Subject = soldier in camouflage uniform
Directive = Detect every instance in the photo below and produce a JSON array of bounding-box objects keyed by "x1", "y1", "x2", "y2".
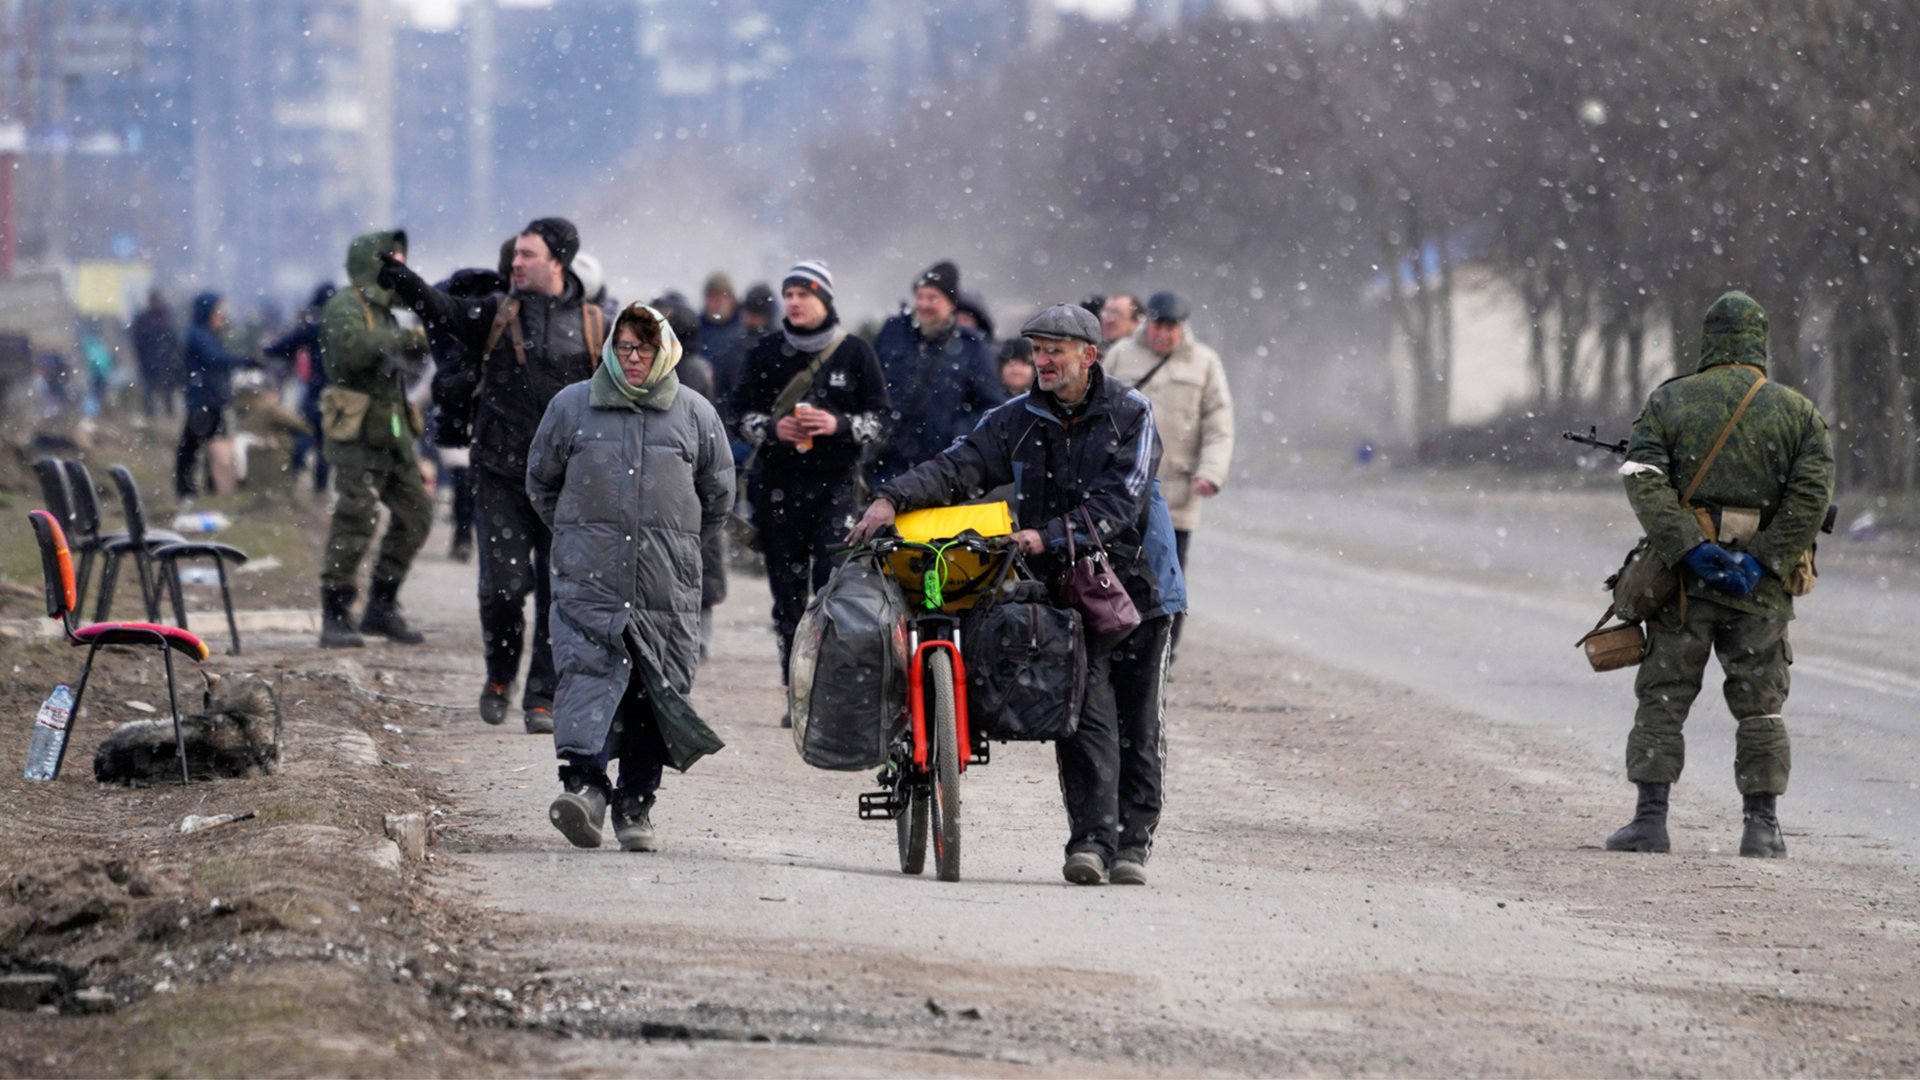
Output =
[
  {"x1": 1608, "y1": 291, "x2": 1834, "y2": 858},
  {"x1": 317, "y1": 230, "x2": 435, "y2": 648}
]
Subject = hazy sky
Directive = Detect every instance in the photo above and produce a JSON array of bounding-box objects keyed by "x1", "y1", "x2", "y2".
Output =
[{"x1": 400, "y1": 0, "x2": 1137, "y2": 31}]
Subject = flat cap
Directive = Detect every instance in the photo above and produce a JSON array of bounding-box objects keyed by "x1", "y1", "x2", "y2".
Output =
[
  {"x1": 1145, "y1": 290, "x2": 1191, "y2": 323},
  {"x1": 1019, "y1": 303, "x2": 1102, "y2": 344}
]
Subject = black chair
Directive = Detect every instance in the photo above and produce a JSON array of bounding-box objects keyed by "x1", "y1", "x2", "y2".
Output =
[
  {"x1": 28, "y1": 509, "x2": 210, "y2": 785},
  {"x1": 32, "y1": 459, "x2": 87, "y2": 600},
  {"x1": 109, "y1": 466, "x2": 249, "y2": 655},
  {"x1": 60, "y1": 459, "x2": 185, "y2": 622}
]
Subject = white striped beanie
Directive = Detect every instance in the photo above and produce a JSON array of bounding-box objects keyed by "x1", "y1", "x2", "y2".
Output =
[{"x1": 782, "y1": 259, "x2": 834, "y2": 306}]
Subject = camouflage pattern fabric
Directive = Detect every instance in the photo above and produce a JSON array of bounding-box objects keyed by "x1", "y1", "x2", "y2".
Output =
[
  {"x1": 1622, "y1": 291, "x2": 1835, "y2": 621},
  {"x1": 321, "y1": 459, "x2": 432, "y2": 592},
  {"x1": 1627, "y1": 595, "x2": 1791, "y2": 796},
  {"x1": 321, "y1": 229, "x2": 430, "y2": 470}
]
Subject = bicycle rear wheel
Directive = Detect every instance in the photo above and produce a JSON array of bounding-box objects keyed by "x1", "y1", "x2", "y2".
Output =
[
  {"x1": 897, "y1": 785, "x2": 928, "y2": 874},
  {"x1": 927, "y1": 651, "x2": 962, "y2": 882}
]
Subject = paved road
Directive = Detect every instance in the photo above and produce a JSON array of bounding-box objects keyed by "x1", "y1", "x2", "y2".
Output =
[{"x1": 1191, "y1": 471, "x2": 1920, "y2": 863}]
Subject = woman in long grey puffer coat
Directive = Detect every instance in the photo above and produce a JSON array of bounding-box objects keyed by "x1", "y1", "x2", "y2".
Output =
[{"x1": 526, "y1": 302, "x2": 735, "y2": 851}]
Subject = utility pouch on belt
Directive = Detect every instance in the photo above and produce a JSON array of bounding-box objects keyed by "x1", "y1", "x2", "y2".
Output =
[
  {"x1": 1692, "y1": 505, "x2": 1760, "y2": 548},
  {"x1": 318, "y1": 386, "x2": 373, "y2": 442}
]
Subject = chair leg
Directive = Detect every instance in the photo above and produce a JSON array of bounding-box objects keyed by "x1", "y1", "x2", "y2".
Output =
[
  {"x1": 57, "y1": 642, "x2": 105, "y2": 782},
  {"x1": 162, "y1": 557, "x2": 189, "y2": 631},
  {"x1": 74, "y1": 547, "x2": 95, "y2": 619},
  {"x1": 215, "y1": 558, "x2": 241, "y2": 655},
  {"x1": 95, "y1": 552, "x2": 122, "y2": 622},
  {"x1": 133, "y1": 548, "x2": 160, "y2": 622},
  {"x1": 161, "y1": 642, "x2": 189, "y2": 785}
]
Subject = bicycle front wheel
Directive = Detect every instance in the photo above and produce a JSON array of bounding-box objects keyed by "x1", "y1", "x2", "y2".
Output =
[
  {"x1": 897, "y1": 785, "x2": 928, "y2": 875},
  {"x1": 927, "y1": 650, "x2": 962, "y2": 882}
]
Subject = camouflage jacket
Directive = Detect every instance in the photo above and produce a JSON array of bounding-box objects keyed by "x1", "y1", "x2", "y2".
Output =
[
  {"x1": 321, "y1": 230, "x2": 429, "y2": 466},
  {"x1": 1623, "y1": 292, "x2": 1834, "y2": 620}
]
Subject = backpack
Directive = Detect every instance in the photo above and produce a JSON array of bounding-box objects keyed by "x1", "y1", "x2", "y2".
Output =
[{"x1": 430, "y1": 295, "x2": 606, "y2": 448}]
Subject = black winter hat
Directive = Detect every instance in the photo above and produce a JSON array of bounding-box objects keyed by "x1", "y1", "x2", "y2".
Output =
[
  {"x1": 1145, "y1": 290, "x2": 1191, "y2": 323},
  {"x1": 522, "y1": 217, "x2": 580, "y2": 268},
  {"x1": 742, "y1": 282, "x2": 776, "y2": 319},
  {"x1": 915, "y1": 260, "x2": 960, "y2": 305}
]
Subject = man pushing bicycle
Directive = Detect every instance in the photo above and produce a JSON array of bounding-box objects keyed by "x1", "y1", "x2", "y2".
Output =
[{"x1": 849, "y1": 303, "x2": 1179, "y2": 887}]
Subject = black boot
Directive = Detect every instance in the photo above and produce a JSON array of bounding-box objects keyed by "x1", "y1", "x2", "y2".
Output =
[
  {"x1": 549, "y1": 769, "x2": 609, "y2": 849},
  {"x1": 1739, "y1": 793, "x2": 1787, "y2": 858},
  {"x1": 359, "y1": 579, "x2": 425, "y2": 645},
  {"x1": 318, "y1": 587, "x2": 365, "y2": 649},
  {"x1": 1605, "y1": 782, "x2": 1671, "y2": 853}
]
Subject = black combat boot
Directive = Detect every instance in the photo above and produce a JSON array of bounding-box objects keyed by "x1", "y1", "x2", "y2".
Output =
[
  {"x1": 359, "y1": 579, "x2": 425, "y2": 645},
  {"x1": 1605, "y1": 782, "x2": 1672, "y2": 853},
  {"x1": 318, "y1": 586, "x2": 365, "y2": 649},
  {"x1": 1739, "y1": 793, "x2": 1787, "y2": 858}
]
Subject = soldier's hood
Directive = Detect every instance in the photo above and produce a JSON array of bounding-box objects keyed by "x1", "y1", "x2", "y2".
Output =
[
  {"x1": 1697, "y1": 290, "x2": 1768, "y2": 373},
  {"x1": 345, "y1": 229, "x2": 408, "y2": 303}
]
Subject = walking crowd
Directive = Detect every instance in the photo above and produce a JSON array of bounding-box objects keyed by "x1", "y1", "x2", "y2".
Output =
[{"x1": 69, "y1": 214, "x2": 1827, "y2": 882}]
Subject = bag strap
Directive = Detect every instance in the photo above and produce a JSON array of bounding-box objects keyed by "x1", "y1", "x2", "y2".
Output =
[
  {"x1": 743, "y1": 333, "x2": 846, "y2": 473},
  {"x1": 581, "y1": 303, "x2": 606, "y2": 364},
  {"x1": 471, "y1": 296, "x2": 525, "y2": 403},
  {"x1": 1131, "y1": 353, "x2": 1175, "y2": 391},
  {"x1": 350, "y1": 289, "x2": 376, "y2": 332},
  {"x1": 1680, "y1": 364, "x2": 1767, "y2": 507}
]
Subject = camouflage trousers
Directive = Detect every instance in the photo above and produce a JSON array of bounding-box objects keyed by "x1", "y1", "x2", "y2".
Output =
[
  {"x1": 321, "y1": 458, "x2": 432, "y2": 591},
  {"x1": 1627, "y1": 595, "x2": 1791, "y2": 795}
]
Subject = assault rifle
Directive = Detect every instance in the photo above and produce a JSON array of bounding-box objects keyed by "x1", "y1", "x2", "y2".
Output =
[
  {"x1": 1563, "y1": 426, "x2": 1840, "y2": 534},
  {"x1": 1563, "y1": 426, "x2": 1628, "y2": 455}
]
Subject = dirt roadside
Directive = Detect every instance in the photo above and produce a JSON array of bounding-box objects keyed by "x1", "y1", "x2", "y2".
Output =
[{"x1": 2, "y1": 499, "x2": 1918, "y2": 1075}]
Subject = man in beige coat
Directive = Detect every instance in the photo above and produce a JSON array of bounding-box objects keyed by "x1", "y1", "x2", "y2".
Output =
[{"x1": 1103, "y1": 290, "x2": 1234, "y2": 650}]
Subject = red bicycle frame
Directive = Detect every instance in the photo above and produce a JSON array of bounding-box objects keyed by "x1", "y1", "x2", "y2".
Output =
[{"x1": 907, "y1": 639, "x2": 971, "y2": 774}]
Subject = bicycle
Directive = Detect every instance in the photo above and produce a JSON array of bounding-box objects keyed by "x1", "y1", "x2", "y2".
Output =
[{"x1": 851, "y1": 504, "x2": 1017, "y2": 883}]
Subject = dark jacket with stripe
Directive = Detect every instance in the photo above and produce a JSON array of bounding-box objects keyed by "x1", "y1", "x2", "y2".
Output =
[{"x1": 876, "y1": 363, "x2": 1162, "y2": 607}]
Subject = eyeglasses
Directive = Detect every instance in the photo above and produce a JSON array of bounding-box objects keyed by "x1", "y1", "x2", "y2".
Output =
[{"x1": 613, "y1": 343, "x2": 658, "y2": 359}]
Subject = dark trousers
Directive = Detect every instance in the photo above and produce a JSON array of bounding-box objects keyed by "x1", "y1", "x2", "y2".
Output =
[
  {"x1": 1171, "y1": 528, "x2": 1192, "y2": 653},
  {"x1": 559, "y1": 660, "x2": 667, "y2": 798},
  {"x1": 449, "y1": 466, "x2": 475, "y2": 550},
  {"x1": 476, "y1": 468, "x2": 556, "y2": 709},
  {"x1": 1057, "y1": 615, "x2": 1173, "y2": 864},
  {"x1": 754, "y1": 468, "x2": 855, "y2": 684},
  {"x1": 174, "y1": 406, "x2": 225, "y2": 497},
  {"x1": 142, "y1": 378, "x2": 177, "y2": 420}
]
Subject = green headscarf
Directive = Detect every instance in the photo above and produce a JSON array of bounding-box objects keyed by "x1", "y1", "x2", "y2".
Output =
[{"x1": 590, "y1": 303, "x2": 682, "y2": 411}]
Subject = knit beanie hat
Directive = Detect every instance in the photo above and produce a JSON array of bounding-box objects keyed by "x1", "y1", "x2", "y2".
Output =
[
  {"x1": 783, "y1": 259, "x2": 834, "y2": 307},
  {"x1": 522, "y1": 217, "x2": 580, "y2": 268},
  {"x1": 915, "y1": 260, "x2": 960, "y2": 305}
]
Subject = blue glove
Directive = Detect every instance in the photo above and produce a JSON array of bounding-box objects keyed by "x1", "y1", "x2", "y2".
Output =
[
  {"x1": 1682, "y1": 542, "x2": 1741, "y2": 587},
  {"x1": 1722, "y1": 552, "x2": 1765, "y2": 598}
]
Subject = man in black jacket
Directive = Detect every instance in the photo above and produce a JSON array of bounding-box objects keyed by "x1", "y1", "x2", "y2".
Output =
[
  {"x1": 378, "y1": 217, "x2": 606, "y2": 734},
  {"x1": 728, "y1": 260, "x2": 890, "y2": 723},
  {"x1": 848, "y1": 303, "x2": 1169, "y2": 887}
]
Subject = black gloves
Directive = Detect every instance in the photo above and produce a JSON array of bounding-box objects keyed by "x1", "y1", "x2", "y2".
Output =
[{"x1": 376, "y1": 250, "x2": 419, "y2": 296}]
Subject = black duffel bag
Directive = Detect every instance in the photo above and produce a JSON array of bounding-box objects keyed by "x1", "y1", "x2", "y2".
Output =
[
  {"x1": 789, "y1": 553, "x2": 911, "y2": 770},
  {"x1": 963, "y1": 582, "x2": 1086, "y2": 741}
]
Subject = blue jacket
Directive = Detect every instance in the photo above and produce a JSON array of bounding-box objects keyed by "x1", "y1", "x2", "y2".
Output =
[
  {"x1": 182, "y1": 292, "x2": 251, "y2": 414},
  {"x1": 867, "y1": 313, "x2": 1004, "y2": 488},
  {"x1": 1140, "y1": 481, "x2": 1187, "y2": 621}
]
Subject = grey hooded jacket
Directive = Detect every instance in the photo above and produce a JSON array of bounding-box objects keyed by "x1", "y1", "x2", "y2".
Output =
[{"x1": 526, "y1": 379, "x2": 735, "y2": 757}]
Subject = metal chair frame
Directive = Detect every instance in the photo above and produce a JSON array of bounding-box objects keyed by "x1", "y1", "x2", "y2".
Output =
[
  {"x1": 107, "y1": 466, "x2": 249, "y2": 655},
  {"x1": 27, "y1": 510, "x2": 209, "y2": 785}
]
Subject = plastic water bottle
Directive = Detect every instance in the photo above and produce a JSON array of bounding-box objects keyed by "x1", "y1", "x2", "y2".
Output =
[
  {"x1": 170, "y1": 511, "x2": 232, "y2": 534},
  {"x1": 24, "y1": 684, "x2": 75, "y2": 782}
]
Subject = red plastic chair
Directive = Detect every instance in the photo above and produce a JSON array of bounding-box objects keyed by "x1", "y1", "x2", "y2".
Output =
[{"x1": 27, "y1": 510, "x2": 210, "y2": 785}]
